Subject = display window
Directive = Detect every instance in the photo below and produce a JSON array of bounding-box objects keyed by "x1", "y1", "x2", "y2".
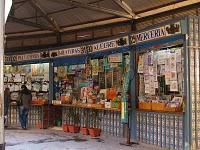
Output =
[
  {"x1": 136, "y1": 45, "x2": 184, "y2": 112},
  {"x1": 53, "y1": 52, "x2": 130, "y2": 110},
  {"x1": 4, "y1": 63, "x2": 49, "y2": 105}
]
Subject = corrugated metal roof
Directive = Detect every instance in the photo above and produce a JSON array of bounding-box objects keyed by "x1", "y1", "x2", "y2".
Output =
[
  {"x1": 124, "y1": 0, "x2": 182, "y2": 13},
  {"x1": 6, "y1": 0, "x2": 199, "y2": 35}
]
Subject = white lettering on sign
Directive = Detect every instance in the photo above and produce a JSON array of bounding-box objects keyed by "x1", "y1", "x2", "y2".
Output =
[
  {"x1": 135, "y1": 27, "x2": 166, "y2": 42},
  {"x1": 5, "y1": 36, "x2": 129, "y2": 62},
  {"x1": 131, "y1": 22, "x2": 181, "y2": 44},
  {"x1": 93, "y1": 40, "x2": 117, "y2": 52}
]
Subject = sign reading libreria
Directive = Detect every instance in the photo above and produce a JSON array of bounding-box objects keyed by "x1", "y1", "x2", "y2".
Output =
[
  {"x1": 5, "y1": 36, "x2": 129, "y2": 62},
  {"x1": 130, "y1": 22, "x2": 181, "y2": 44}
]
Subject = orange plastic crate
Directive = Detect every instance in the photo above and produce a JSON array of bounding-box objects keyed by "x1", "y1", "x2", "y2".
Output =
[
  {"x1": 151, "y1": 102, "x2": 166, "y2": 111},
  {"x1": 138, "y1": 102, "x2": 152, "y2": 110}
]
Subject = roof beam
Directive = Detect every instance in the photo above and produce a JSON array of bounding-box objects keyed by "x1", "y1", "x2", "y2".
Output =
[
  {"x1": 7, "y1": 16, "x2": 56, "y2": 31},
  {"x1": 48, "y1": 0, "x2": 133, "y2": 19},
  {"x1": 62, "y1": 17, "x2": 129, "y2": 31},
  {"x1": 113, "y1": 0, "x2": 136, "y2": 18},
  {"x1": 137, "y1": 0, "x2": 200, "y2": 18},
  {"x1": 29, "y1": 0, "x2": 60, "y2": 32}
]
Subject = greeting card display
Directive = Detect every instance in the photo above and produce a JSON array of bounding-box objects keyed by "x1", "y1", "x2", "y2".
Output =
[{"x1": 137, "y1": 47, "x2": 184, "y2": 112}]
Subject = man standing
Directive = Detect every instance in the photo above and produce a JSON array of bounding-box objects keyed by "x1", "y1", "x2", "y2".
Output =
[{"x1": 18, "y1": 85, "x2": 32, "y2": 130}]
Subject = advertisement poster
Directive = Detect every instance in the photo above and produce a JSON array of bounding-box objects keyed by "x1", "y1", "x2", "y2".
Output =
[
  {"x1": 138, "y1": 55, "x2": 144, "y2": 73},
  {"x1": 91, "y1": 59, "x2": 99, "y2": 76},
  {"x1": 32, "y1": 64, "x2": 44, "y2": 76},
  {"x1": 121, "y1": 101, "x2": 128, "y2": 123},
  {"x1": 170, "y1": 53, "x2": 177, "y2": 72},
  {"x1": 170, "y1": 81, "x2": 178, "y2": 91}
]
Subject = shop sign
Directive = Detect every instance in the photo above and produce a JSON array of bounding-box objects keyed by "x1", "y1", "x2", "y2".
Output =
[
  {"x1": 130, "y1": 22, "x2": 181, "y2": 44},
  {"x1": 5, "y1": 36, "x2": 129, "y2": 62},
  {"x1": 50, "y1": 36, "x2": 129, "y2": 58},
  {"x1": 108, "y1": 53, "x2": 122, "y2": 63},
  {"x1": 5, "y1": 52, "x2": 41, "y2": 62}
]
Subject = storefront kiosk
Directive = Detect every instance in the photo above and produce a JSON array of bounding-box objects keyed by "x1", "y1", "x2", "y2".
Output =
[
  {"x1": 129, "y1": 16, "x2": 200, "y2": 150},
  {"x1": 4, "y1": 36, "x2": 131, "y2": 137}
]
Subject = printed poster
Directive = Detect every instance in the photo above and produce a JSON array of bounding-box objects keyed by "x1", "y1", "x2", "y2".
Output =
[
  {"x1": 154, "y1": 82, "x2": 158, "y2": 88},
  {"x1": 145, "y1": 84, "x2": 150, "y2": 94},
  {"x1": 137, "y1": 55, "x2": 144, "y2": 73},
  {"x1": 170, "y1": 71, "x2": 177, "y2": 81},
  {"x1": 160, "y1": 65, "x2": 165, "y2": 75},
  {"x1": 165, "y1": 58, "x2": 170, "y2": 72},
  {"x1": 149, "y1": 66, "x2": 154, "y2": 75},
  {"x1": 177, "y1": 63, "x2": 182, "y2": 73},
  {"x1": 121, "y1": 101, "x2": 128, "y2": 123},
  {"x1": 157, "y1": 51, "x2": 166, "y2": 65},
  {"x1": 147, "y1": 52, "x2": 153, "y2": 65},
  {"x1": 170, "y1": 53, "x2": 177, "y2": 72},
  {"x1": 176, "y1": 48, "x2": 182, "y2": 63},
  {"x1": 108, "y1": 53, "x2": 122, "y2": 63},
  {"x1": 31, "y1": 64, "x2": 44, "y2": 76},
  {"x1": 98, "y1": 59, "x2": 104, "y2": 72},
  {"x1": 165, "y1": 78, "x2": 170, "y2": 85},
  {"x1": 170, "y1": 81, "x2": 178, "y2": 91},
  {"x1": 91, "y1": 59, "x2": 99, "y2": 76}
]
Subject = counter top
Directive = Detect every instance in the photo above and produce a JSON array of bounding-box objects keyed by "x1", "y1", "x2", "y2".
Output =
[
  {"x1": 56, "y1": 104, "x2": 121, "y2": 112},
  {"x1": 136, "y1": 109, "x2": 184, "y2": 115}
]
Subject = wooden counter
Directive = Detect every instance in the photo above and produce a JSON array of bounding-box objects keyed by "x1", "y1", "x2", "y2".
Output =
[
  {"x1": 136, "y1": 109, "x2": 184, "y2": 115},
  {"x1": 54, "y1": 103, "x2": 121, "y2": 112}
]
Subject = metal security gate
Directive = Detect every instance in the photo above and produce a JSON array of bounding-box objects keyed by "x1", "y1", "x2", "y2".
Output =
[
  {"x1": 62, "y1": 106, "x2": 124, "y2": 137},
  {"x1": 136, "y1": 111, "x2": 183, "y2": 150},
  {"x1": 188, "y1": 16, "x2": 200, "y2": 150},
  {"x1": 8, "y1": 105, "x2": 43, "y2": 128}
]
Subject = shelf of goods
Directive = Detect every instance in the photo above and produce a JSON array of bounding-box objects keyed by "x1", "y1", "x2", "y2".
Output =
[
  {"x1": 137, "y1": 45, "x2": 184, "y2": 113},
  {"x1": 4, "y1": 63, "x2": 50, "y2": 106},
  {"x1": 53, "y1": 52, "x2": 130, "y2": 137}
]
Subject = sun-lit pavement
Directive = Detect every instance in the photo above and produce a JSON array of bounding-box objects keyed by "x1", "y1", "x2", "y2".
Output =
[{"x1": 5, "y1": 128, "x2": 162, "y2": 150}]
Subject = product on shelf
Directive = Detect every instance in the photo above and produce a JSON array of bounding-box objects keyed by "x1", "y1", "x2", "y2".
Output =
[
  {"x1": 4, "y1": 63, "x2": 49, "y2": 105},
  {"x1": 137, "y1": 46, "x2": 184, "y2": 112},
  {"x1": 53, "y1": 52, "x2": 130, "y2": 110}
]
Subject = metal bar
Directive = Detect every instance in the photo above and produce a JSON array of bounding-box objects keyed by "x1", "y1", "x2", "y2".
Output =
[
  {"x1": 183, "y1": 17, "x2": 191, "y2": 150},
  {"x1": 112, "y1": 111, "x2": 114, "y2": 136},
  {"x1": 145, "y1": 113, "x2": 147, "y2": 143},
  {"x1": 156, "y1": 114, "x2": 158, "y2": 145},
  {"x1": 112, "y1": 0, "x2": 136, "y2": 17},
  {"x1": 160, "y1": 114, "x2": 162, "y2": 147},
  {"x1": 29, "y1": 0, "x2": 60, "y2": 32},
  {"x1": 109, "y1": 110, "x2": 111, "y2": 134},
  {"x1": 137, "y1": 0, "x2": 200, "y2": 19},
  {"x1": 48, "y1": 0, "x2": 133, "y2": 19},
  {"x1": 0, "y1": 0, "x2": 5, "y2": 148},
  {"x1": 173, "y1": 115, "x2": 175, "y2": 149},
  {"x1": 7, "y1": 16, "x2": 55, "y2": 31}
]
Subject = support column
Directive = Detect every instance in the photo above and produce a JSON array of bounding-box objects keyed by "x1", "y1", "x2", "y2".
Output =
[
  {"x1": 0, "y1": 0, "x2": 5, "y2": 150},
  {"x1": 49, "y1": 62, "x2": 54, "y2": 103},
  {"x1": 130, "y1": 47, "x2": 137, "y2": 141}
]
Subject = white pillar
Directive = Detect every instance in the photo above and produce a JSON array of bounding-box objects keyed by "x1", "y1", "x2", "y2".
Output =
[{"x1": 0, "y1": 0, "x2": 5, "y2": 149}]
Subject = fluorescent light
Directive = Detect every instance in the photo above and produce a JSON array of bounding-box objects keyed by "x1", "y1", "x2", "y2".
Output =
[{"x1": 5, "y1": 0, "x2": 12, "y2": 23}]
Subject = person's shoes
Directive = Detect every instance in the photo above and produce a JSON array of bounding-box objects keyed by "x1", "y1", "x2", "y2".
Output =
[{"x1": 22, "y1": 127, "x2": 27, "y2": 130}]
